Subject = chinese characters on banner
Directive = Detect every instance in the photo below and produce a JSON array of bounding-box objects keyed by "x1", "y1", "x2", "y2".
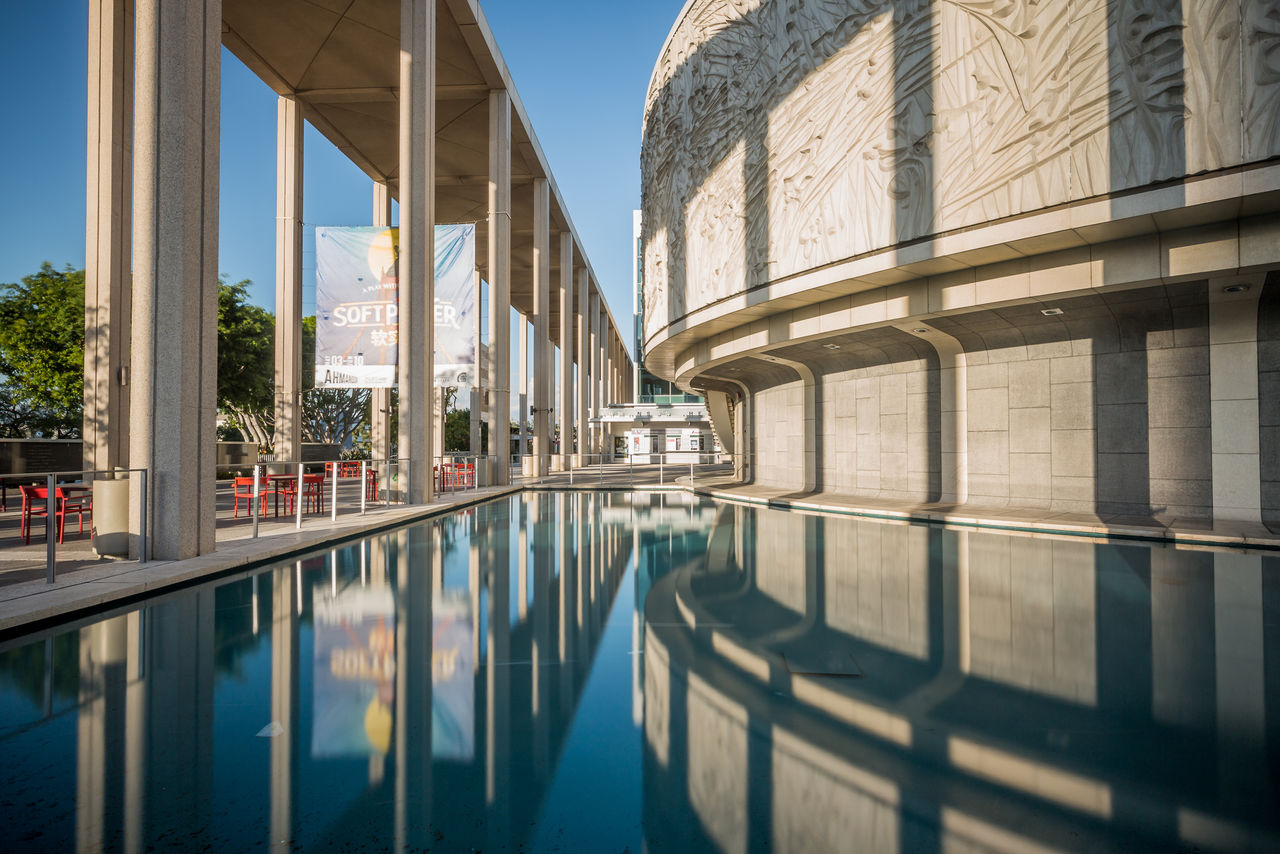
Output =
[{"x1": 314, "y1": 224, "x2": 476, "y2": 388}]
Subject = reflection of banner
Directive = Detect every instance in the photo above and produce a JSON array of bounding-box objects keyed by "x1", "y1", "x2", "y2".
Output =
[
  {"x1": 432, "y1": 593, "x2": 474, "y2": 760},
  {"x1": 311, "y1": 586, "x2": 396, "y2": 759},
  {"x1": 314, "y1": 224, "x2": 476, "y2": 388}
]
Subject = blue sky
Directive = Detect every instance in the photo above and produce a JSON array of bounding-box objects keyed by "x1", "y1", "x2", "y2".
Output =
[{"x1": 0, "y1": 0, "x2": 685, "y2": 360}]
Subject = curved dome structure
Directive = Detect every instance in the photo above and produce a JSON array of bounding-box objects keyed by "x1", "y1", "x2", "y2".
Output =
[{"x1": 641, "y1": 0, "x2": 1280, "y2": 531}]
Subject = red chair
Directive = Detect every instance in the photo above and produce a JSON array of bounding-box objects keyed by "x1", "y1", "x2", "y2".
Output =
[
  {"x1": 233, "y1": 477, "x2": 270, "y2": 518},
  {"x1": 19, "y1": 485, "x2": 92, "y2": 544}
]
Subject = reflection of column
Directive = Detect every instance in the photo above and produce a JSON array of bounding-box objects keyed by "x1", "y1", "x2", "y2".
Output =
[
  {"x1": 143, "y1": 594, "x2": 215, "y2": 845},
  {"x1": 531, "y1": 179, "x2": 551, "y2": 477},
  {"x1": 560, "y1": 486, "x2": 576, "y2": 706},
  {"x1": 575, "y1": 493, "x2": 588, "y2": 664},
  {"x1": 83, "y1": 0, "x2": 133, "y2": 473},
  {"x1": 123, "y1": 612, "x2": 145, "y2": 854},
  {"x1": 1213, "y1": 552, "x2": 1271, "y2": 811},
  {"x1": 487, "y1": 89, "x2": 512, "y2": 483},
  {"x1": 517, "y1": 513, "x2": 529, "y2": 621},
  {"x1": 395, "y1": 528, "x2": 432, "y2": 851},
  {"x1": 397, "y1": 0, "x2": 436, "y2": 504},
  {"x1": 1151, "y1": 550, "x2": 1215, "y2": 728},
  {"x1": 270, "y1": 567, "x2": 298, "y2": 853},
  {"x1": 129, "y1": 0, "x2": 221, "y2": 558},
  {"x1": 467, "y1": 518, "x2": 478, "y2": 666},
  {"x1": 486, "y1": 511, "x2": 511, "y2": 847},
  {"x1": 370, "y1": 182, "x2": 394, "y2": 465},
  {"x1": 535, "y1": 495, "x2": 553, "y2": 772},
  {"x1": 273, "y1": 94, "x2": 303, "y2": 462},
  {"x1": 77, "y1": 616, "x2": 129, "y2": 851}
]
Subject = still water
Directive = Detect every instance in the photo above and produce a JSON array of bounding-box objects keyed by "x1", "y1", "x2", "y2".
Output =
[{"x1": 1, "y1": 492, "x2": 1278, "y2": 852}]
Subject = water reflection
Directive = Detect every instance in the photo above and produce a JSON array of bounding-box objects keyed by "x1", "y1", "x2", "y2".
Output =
[
  {"x1": 643, "y1": 511, "x2": 1280, "y2": 853},
  {"x1": 2, "y1": 494, "x2": 1277, "y2": 852}
]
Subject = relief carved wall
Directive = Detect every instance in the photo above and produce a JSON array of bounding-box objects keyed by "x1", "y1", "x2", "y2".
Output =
[{"x1": 641, "y1": 0, "x2": 1280, "y2": 344}]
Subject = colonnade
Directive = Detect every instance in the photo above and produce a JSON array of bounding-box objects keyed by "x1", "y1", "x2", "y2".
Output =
[{"x1": 79, "y1": 0, "x2": 634, "y2": 561}]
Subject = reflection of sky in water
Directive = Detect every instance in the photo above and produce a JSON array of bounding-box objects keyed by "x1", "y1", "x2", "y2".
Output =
[{"x1": 0, "y1": 491, "x2": 1277, "y2": 852}]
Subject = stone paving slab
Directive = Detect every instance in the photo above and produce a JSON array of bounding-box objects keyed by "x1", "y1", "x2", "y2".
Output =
[{"x1": 688, "y1": 478, "x2": 1280, "y2": 552}]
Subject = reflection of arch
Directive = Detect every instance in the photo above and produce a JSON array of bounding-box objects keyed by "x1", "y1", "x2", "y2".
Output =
[{"x1": 643, "y1": 506, "x2": 1280, "y2": 852}]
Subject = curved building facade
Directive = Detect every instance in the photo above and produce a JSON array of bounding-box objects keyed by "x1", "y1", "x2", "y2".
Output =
[{"x1": 640, "y1": 0, "x2": 1280, "y2": 531}]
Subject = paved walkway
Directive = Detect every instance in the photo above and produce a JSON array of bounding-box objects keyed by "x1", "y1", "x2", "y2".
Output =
[
  {"x1": 0, "y1": 481, "x2": 521, "y2": 637},
  {"x1": 688, "y1": 477, "x2": 1280, "y2": 551}
]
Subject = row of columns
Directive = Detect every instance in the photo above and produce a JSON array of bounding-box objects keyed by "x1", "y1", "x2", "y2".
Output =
[{"x1": 81, "y1": 0, "x2": 634, "y2": 560}]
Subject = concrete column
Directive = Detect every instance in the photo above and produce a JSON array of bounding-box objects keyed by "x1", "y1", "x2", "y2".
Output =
[
  {"x1": 1209, "y1": 276, "x2": 1264, "y2": 525},
  {"x1": 531, "y1": 179, "x2": 551, "y2": 477},
  {"x1": 558, "y1": 234, "x2": 574, "y2": 471},
  {"x1": 575, "y1": 269, "x2": 589, "y2": 465},
  {"x1": 83, "y1": 0, "x2": 133, "y2": 473},
  {"x1": 589, "y1": 292, "x2": 600, "y2": 455},
  {"x1": 518, "y1": 315, "x2": 528, "y2": 461},
  {"x1": 470, "y1": 269, "x2": 482, "y2": 454},
  {"x1": 273, "y1": 94, "x2": 304, "y2": 462},
  {"x1": 486, "y1": 90, "x2": 512, "y2": 483},
  {"x1": 370, "y1": 181, "x2": 394, "y2": 464},
  {"x1": 397, "y1": 0, "x2": 435, "y2": 503},
  {"x1": 903, "y1": 323, "x2": 968, "y2": 504},
  {"x1": 129, "y1": 0, "x2": 221, "y2": 560}
]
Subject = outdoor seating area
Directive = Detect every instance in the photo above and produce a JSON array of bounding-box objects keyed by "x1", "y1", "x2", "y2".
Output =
[{"x1": 16, "y1": 483, "x2": 92, "y2": 544}]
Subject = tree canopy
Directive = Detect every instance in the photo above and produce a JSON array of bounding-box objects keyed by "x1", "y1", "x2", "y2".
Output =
[
  {"x1": 0, "y1": 264, "x2": 85, "y2": 437},
  {"x1": 217, "y1": 278, "x2": 275, "y2": 444}
]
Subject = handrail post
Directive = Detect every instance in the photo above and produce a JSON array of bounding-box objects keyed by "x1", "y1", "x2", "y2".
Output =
[
  {"x1": 659, "y1": 456, "x2": 664, "y2": 486},
  {"x1": 139, "y1": 469, "x2": 148, "y2": 563},
  {"x1": 45, "y1": 473, "x2": 56, "y2": 583},
  {"x1": 252, "y1": 464, "x2": 261, "y2": 538},
  {"x1": 360, "y1": 460, "x2": 367, "y2": 514},
  {"x1": 296, "y1": 463, "x2": 304, "y2": 529},
  {"x1": 331, "y1": 462, "x2": 339, "y2": 522}
]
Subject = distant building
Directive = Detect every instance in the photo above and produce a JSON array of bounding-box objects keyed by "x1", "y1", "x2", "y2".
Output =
[{"x1": 614, "y1": 211, "x2": 715, "y2": 462}]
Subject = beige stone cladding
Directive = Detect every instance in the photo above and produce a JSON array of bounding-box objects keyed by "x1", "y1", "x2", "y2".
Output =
[{"x1": 641, "y1": 0, "x2": 1280, "y2": 343}]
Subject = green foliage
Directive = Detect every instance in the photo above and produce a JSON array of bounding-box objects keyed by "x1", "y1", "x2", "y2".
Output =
[
  {"x1": 444, "y1": 407, "x2": 488, "y2": 452},
  {"x1": 0, "y1": 264, "x2": 85, "y2": 437},
  {"x1": 217, "y1": 278, "x2": 275, "y2": 444}
]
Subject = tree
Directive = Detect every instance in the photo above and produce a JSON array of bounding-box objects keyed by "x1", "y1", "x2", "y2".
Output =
[
  {"x1": 0, "y1": 264, "x2": 85, "y2": 437},
  {"x1": 217, "y1": 278, "x2": 275, "y2": 445},
  {"x1": 300, "y1": 316, "x2": 370, "y2": 449}
]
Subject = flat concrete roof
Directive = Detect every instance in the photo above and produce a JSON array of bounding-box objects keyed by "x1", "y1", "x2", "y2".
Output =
[{"x1": 222, "y1": 0, "x2": 630, "y2": 353}]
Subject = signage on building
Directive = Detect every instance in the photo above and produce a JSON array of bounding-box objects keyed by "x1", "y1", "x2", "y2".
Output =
[{"x1": 314, "y1": 224, "x2": 476, "y2": 388}]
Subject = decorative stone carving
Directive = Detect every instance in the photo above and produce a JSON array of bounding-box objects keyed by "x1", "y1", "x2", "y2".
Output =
[{"x1": 642, "y1": 0, "x2": 1280, "y2": 345}]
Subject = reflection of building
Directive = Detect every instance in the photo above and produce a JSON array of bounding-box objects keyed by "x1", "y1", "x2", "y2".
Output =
[
  {"x1": 4, "y1": 496, "x2": 637, "y2": 851},
  {"x1": 642, "y1": 508, "x2": 1280, "y2": 852},
  {"x1": 641, "y1": 1, "x2": 1280, "y2": 531}
]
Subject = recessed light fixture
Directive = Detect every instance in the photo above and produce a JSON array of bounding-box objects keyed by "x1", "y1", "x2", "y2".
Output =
[
  {"x1": 1223, "y1": 284, "x2": 1250, "y2": 293},
  {"x1": 823, "y1": 343, "x2": 841, "y2": 350},
  {"x1": 912, "y1": 327, "x2": 930, "y2": 334},
  {"x1": 1041, "y1": 308, "x2": 1064, "y2": 316}
]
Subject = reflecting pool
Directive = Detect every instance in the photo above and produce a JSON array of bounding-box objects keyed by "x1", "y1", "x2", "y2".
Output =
[{"x1": 1, "y1": 492, "x2": 1278, "y2": 852}]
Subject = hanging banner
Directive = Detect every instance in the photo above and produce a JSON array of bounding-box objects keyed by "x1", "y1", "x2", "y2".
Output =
[{"x1": 314, "y1": 224, "x2": 476, "y2": 388}]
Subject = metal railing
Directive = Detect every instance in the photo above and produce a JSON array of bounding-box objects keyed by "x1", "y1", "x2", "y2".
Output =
[
  {"x1": 0, "y1": 467, "x2": 149, "y2": 584},
  {"x1": 511, "y1": 452, "x2": 746, "y2": 488},
  {"x1": 214, "y1": 458, "x2": 408, "y2": 539}
]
